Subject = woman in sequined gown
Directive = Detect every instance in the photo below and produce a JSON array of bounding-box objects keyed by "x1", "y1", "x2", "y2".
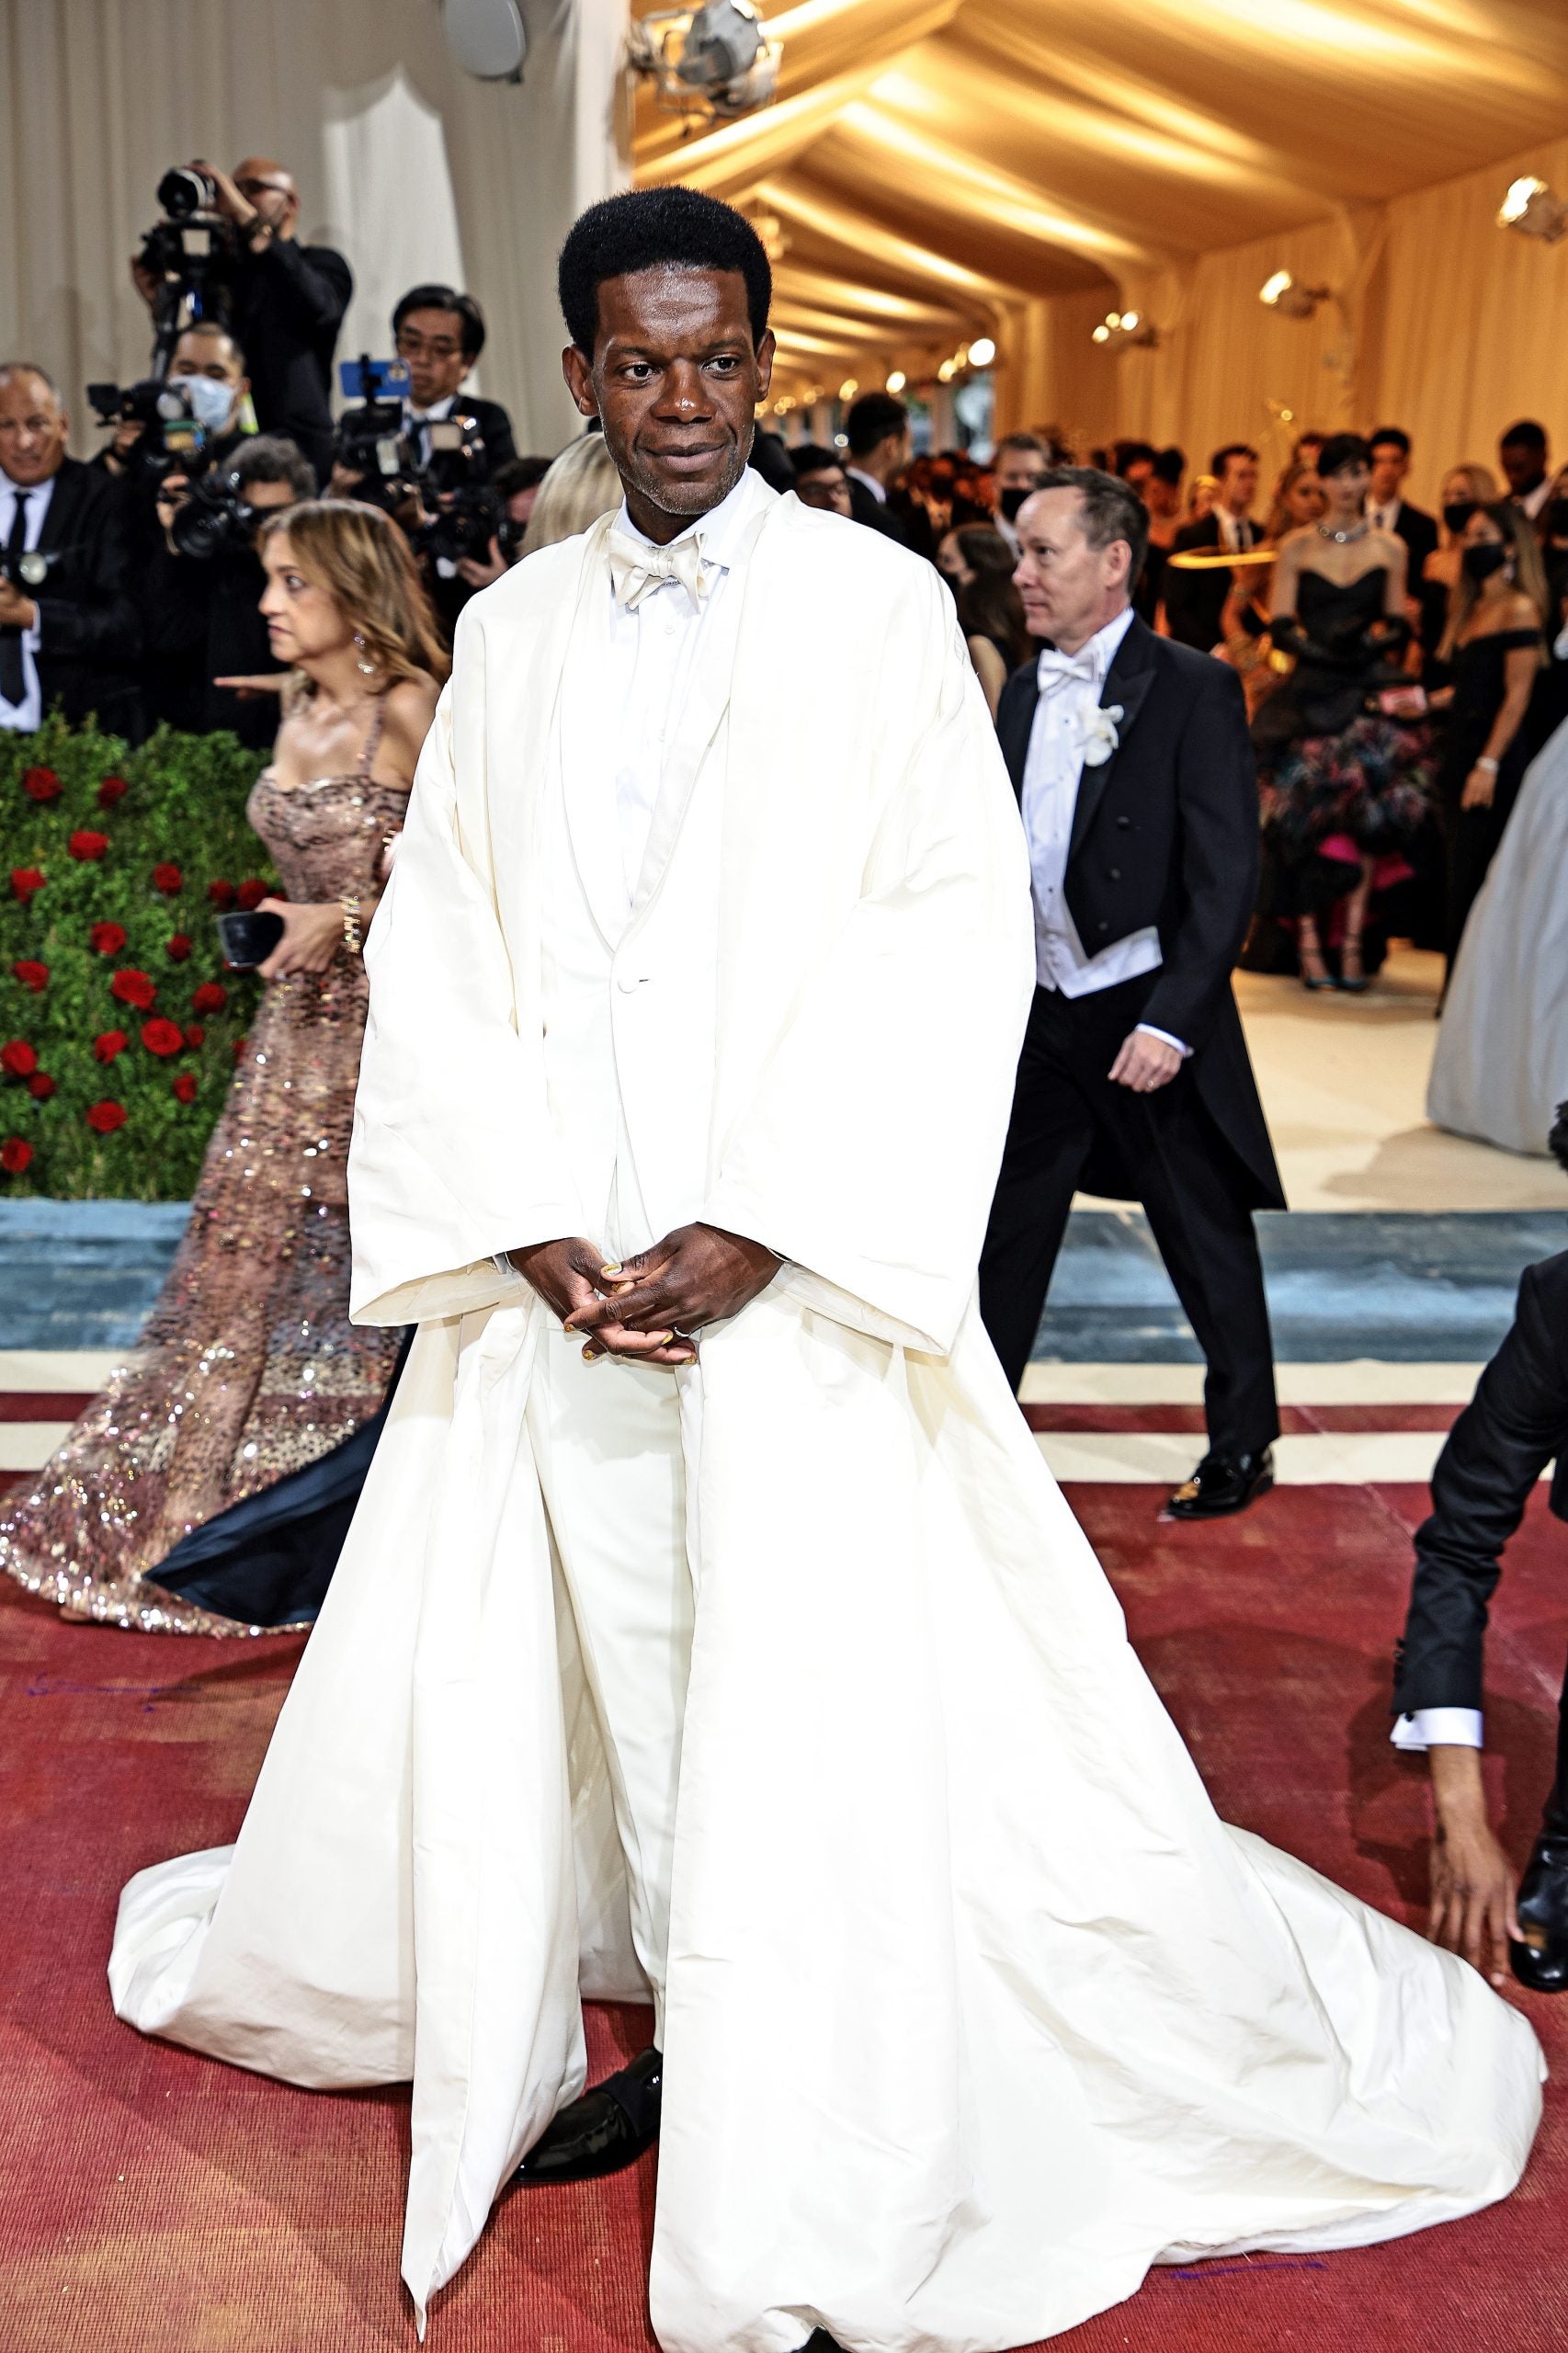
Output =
[{"x1": 0, "y1": 501, "x2": 446, "y2": 1633}]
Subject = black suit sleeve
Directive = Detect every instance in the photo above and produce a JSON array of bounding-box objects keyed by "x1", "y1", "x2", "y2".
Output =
[
  {"x1": 1393, "y1": 1259, "x2": 1568, "y2": 1715},
  {"x1": 246, "y1": 239, "x2": 353, "y2": 340},
  {"x1": 480, "y1": 401, "x2": 517, "y2": 475},
  {"x1": 35, "y1": 476, "x2": 141, "y2": 667},
  {"x1": 1135, "y1": 659, "x2": 1258, "y2": 1049}
]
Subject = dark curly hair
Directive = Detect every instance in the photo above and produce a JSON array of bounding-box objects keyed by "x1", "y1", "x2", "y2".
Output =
[
  {"x1": 557, "y1": 188, "x2": 772, "y2": 358},
  {"x1": 1551, "y1": 1100, "x2": 1568, "y2": 1176}
]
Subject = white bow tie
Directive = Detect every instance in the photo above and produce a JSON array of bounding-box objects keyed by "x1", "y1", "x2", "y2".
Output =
[
  {"x1": 608, "y1": 527, "x2": 711, "y2": 613},
  {"x1": 1037, "y1": 647, "x2": 1102, "y2": 689}
]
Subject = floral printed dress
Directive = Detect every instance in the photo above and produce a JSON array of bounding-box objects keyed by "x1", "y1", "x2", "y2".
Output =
[{"x1": 0, "y1": 718, "x2": 406, "y2": 1634}]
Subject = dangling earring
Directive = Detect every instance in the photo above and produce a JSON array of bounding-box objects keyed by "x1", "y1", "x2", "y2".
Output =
[{"x1": 353, "y1": 631, "x2": 378, "y2": 678}]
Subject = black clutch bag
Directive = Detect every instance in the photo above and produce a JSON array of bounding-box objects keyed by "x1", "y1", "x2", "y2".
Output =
[{"x1": 215, "y1": 909, "x2": 285, "y2": 970}]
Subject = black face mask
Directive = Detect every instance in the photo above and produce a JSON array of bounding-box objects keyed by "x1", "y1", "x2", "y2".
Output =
[
  {"x1": 1442, "y1": 499, "x2": 1477, "y2": 536},
  {"x1": 999, "y1": 483, "x2": 1036, "y2": 521},
  {"x1": 1546, "y1": 497, "x2": 1568, "y2": 541},
  {"x1": 1461, "y1": 540, "x2": 1509, "y2": 584}
]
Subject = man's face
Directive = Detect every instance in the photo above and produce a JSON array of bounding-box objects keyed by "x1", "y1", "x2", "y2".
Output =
[
  {"x1": 1219, "y1": 454, "x2": 1257, "y2": 514},
  {"x1": 1501, "y1": 438, "x2": 1547, "y2": 496},
  {"x1": 1013, "y1": 487, "x2": 1127, "y2": 652},
  {"x1": 562, "y1": 265, "x2": 774, "y2": 536},
  {"x1": 795, "y1": 464, "x2": 850, "y2": 517},
  {"x1": 241, "y1": 480, "x2": 298, "y2": 540},
  {"x1": 0, "y1": 369, "x2": 68, "y2": 487},
  {"x1": 396, "y1": 307, "x2": 471, "y2": 409},
  {"x1": 1121, "y1": 458, "x2": 1154, "y2": 503},
  {"x1": 233, "y1": 158, "x2": 298, "y2": 236},
  {"x1": 995, "y1": 445, "x2": 1045, "y2": 496},
  {"x1": 169, "y1": 330, "x2": 247, "y2": 422},
  {"x1": 1368, "y1": 441, "x2": 1407, "y2": 504}
]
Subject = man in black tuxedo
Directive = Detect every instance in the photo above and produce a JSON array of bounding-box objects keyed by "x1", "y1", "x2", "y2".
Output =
[
  {"x1": 980, "y1": 467, "x2": 1284, "y2": 1518},
  {"x1": 1366, "y1": 426, "x2": 1437, "y2": 580},
  {"x1": 392, "y1": 282, "x2": 518, "y2": 478},
  {"x1": 843, "y1": 391, "x2": 917, "y2": 551},
  {"x1": 1162, "y1": 441, "x2": 1262, "y2": 652},
  {"x1": 1392, "y1": 1106, "x2": 1568, "y2": 1995},
  {"x1": 0, "y1": 363, "x2": 141, "y2": 740}
]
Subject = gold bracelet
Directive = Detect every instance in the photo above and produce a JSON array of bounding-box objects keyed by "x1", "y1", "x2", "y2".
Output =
[{"x1": 340, "y1": 896, "x2": 363, "y2": 957}]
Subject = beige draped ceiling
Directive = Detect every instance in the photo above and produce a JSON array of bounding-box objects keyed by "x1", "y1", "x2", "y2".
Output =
[{"x1": 631, "y1": 0, "x2": 1568, "y2": 483}]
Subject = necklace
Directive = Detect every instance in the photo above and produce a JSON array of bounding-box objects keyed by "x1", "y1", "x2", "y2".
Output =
[{"x1": 1316, "y1": 520, "x2": 1369, "y2": 544}]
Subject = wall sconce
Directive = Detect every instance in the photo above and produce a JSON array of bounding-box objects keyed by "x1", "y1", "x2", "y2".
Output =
[
  {"x1": 967, "y1": 336, "x2": 996, "y2": 368},
  {"x1": 886, "y1": 369, "x2": 906, "y2": 393},
  {"x1": 1090, "y1": 310, "x2": 1158, "y2": 351},
  {"x1": 1258, "y1": 271, "x2": 1333, "y2": 320},
  {"x1": 837, "y1": 378, "x2": 858, "y2": 402},
  {"x1": 1497, "y1": 176, "x2": 1568, "y2": 243}
]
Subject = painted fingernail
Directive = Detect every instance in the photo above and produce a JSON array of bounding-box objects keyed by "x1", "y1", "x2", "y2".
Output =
[
  {"x1": 582, "y1": 1346, "x2": 603, "y2": 1361},
  {"x1": 600, "y1": 1264, "x2": 622, "y2": 1277},
  {"x1": 654, "y1": 1330, "x2": 675, "y2": 1347}
]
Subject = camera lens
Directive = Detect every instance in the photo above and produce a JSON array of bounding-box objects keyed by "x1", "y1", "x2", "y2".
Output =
[{"x1": 157, "y1": 165, "x2": 216, "y2": 220}]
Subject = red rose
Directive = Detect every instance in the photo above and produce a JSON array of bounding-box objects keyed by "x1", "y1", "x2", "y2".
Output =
[
  {"x1": 93, "y1": 1030, "x2": 128, "y2": 1063},
  {"x1": 13, "y1": 961, "x2": 48, "y2": 994},
  {"x1": 21, "y1": 767, "x2": 60, "y2": 802},
  {"x1": 97, "y1": 775, "x2": 128, "y2": 809},
  {"x1": 28, "y1": 1073, "x2": 54, "y2": 1099},
  {"x1": 90, "y1": 921, "x2": 128, "y2": 956},
  {"x1": 207, "y1": 879, "x2": 236, "y2": 908},
  {"x1": 85, "y1": 1100, "x2": 128, "y2": 1135},
  {"x1": 165, "y1": 934, "x2": 192, "y2": 962},
  {"x1": 0, "y1": 1137, "x2": 32, "y2": 1174},
  {"x1": 184, "y1": 1023, "x2": 206, "y2": 1048},
  {"x1": 192, "y1": 982, "x2": 228, "y2": 1015},
  {"x1": 236, "y1": 879, "x2": 267, "y2": 910},
  {"x1": 68, "y1": 830, "x2": 109, "y2": 862},
  {"x1": 110, "y1": 969, "x2": 156, "y2": 1010},
  {"x1": 1, "y1": 1040, "x2": 39, "y2": 1079},
  {"x1": 171, "y1": 1073, "x2": 199, "y2": 1105},
  {"x1": 153, "y1": 862, "x2": 183, "y2": 895},
  {"x1": 10, "y1": 867, "x2": 45, "y2": 904},
  {"x1": 141, "y1": 1017, "x2": 185, "y2": 1058},
  {"x1": 233, "y1": 1035, "x2": 249, "y2": 1062}
]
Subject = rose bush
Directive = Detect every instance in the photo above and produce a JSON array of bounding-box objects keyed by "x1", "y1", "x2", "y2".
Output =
[{"x1": 0, "y1": 718, "x2": 270, "y2": 1197}]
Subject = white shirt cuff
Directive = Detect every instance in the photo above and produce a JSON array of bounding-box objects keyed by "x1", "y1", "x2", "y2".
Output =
[
  {"x1": 1390, "y1": 1706, "x2": 1484, "y2": 1752},
  {"x1": 1134, "y1": 1022, "x2": 1191, "y2": 1058}
]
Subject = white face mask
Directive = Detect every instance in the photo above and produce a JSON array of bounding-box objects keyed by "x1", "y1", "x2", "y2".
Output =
[{"x1": 176, "y1": 375, "x2": 238, "y2": 433}]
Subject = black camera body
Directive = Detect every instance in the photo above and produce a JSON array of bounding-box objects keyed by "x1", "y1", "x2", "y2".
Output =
[
  {"x1": 167, "y1": 466, "x2": 256, "y2": 562},
  {"x1": 415, "y1": 414, "x2": 501, "y2": 564},
  {"x1": 334, "y1": 398, "x2": 426, "y2": 513},
  {"x1": 139, "y1": 168, "x2": 243, "y2": 374},
  {"x1": 85, "y1": 378, "x2": 216, "y2": 481}
]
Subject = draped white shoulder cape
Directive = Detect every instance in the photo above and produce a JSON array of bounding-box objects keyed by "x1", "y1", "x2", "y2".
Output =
[{"x1": 110, "y1": 494, "x2": 1543, "y2": 2350}]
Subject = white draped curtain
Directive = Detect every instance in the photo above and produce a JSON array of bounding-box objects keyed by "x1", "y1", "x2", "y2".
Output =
[{"x1": 0, "y1": 0, "x2": 631, "y2": 457}]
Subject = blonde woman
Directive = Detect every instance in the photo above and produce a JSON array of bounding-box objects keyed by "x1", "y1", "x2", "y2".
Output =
[
  {"x1": 519, "y1": 429, "x2": 623, "y2": 553},
  {"x1": 0, "y1": 502, "x2": 446, "y2": 1633},
  {"x1": 1419, "y1": 462, "x2": 1499, "y2": 670}
]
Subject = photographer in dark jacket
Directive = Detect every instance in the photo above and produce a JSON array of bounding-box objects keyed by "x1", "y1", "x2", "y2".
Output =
[
  {"x1": 392, "y1": 283, "x2": 517, "y2": 478},
  {"x1": 1392, "y1": 1103, "x2": 1568, "y2": 1996},
  {"x1": 131, "y1": 157, "x2": 350, "y2": 490},
  {"x1": 0, "y1": 362, "x2": 142, "y2": 739},
  {"x1": 143, "y1": 435, "x2": 315, "y2": 747}
]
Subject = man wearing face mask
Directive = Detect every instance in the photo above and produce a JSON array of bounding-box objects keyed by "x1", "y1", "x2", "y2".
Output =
[{"x1": 992, "y1": 431, "x2": 1049, "y2": 553}]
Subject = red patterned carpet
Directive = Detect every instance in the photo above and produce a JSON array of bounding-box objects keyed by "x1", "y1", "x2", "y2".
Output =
[{"x1": 1, "y1": 1480, "x2": 1562, "y2": 2353}]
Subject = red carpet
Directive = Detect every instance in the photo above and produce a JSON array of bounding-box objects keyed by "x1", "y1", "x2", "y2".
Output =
[{"x1": 1, "y1": 1481, "x2": 1562, "y2": 2352}]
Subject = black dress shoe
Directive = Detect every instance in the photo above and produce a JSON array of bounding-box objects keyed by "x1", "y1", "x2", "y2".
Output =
[
  {"x1": 514, "y1": 2046, "x2": 662, "y2": 2185},
  {"x1": 1511, "y1": 1833, "x2": 1568, "y2": 1992},
  {"x1": 1166, "y1": 1448, "x2": 1274, "y2": 1519}
]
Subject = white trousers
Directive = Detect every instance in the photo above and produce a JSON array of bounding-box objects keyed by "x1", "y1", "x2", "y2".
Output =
[{"x1": 525, "y1": 1326, "x2": 699, "y2": 2041}]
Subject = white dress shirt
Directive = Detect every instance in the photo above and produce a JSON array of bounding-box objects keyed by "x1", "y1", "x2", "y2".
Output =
[
  {"x1": 1390, "y1": 1706, "x2": 1483, "y2": 1752},
  {"x1": 409, "y1": 393, "x2": 455, "y2": 471},
  {"x1": 0, "y1": 472, "x2": 52, "y2": 733},
  {"x1": 1019, "y1": 603, "x2": 1187, "y2": 1053},
  {"x1": 606, "y1": 466, "x2": 770, "y2": 902},
  {"x1": 1517, "y1": 475, "x2": 1551, "y2": 522},
  {"x1": 1367, "y1": 497, "x2": 1402, "y2": 537},
  {"x1": 1215, "y1": 506, "x2": 1252, "y2": 554}
]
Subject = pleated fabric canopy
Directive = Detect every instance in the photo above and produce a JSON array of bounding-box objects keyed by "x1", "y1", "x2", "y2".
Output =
[{"x1": 631, "y1": 0, "x2": 1568, "y2": 469}]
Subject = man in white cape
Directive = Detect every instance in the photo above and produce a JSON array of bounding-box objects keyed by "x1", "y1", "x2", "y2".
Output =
[{"x1": 110, "y1": 189, "x2": 1543, "y2": 2350}]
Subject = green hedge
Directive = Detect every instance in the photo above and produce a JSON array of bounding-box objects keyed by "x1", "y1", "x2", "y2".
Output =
[{"x1": 0, "y1": 716, "x2": 274, "y2": 1200}]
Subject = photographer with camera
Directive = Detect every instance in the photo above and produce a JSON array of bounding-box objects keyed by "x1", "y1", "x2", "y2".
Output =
[
  {"x1": 131, "y1": 158, "x2": 350, "y2": 490},
  {"x1": 393, "y1": 284, "x2": 517, "y2": 477},
  {"x1": 450, "y1": 454, "x2": 553, "y2": 590},
  {"x1": 142, "y1": 434, "x2": 316, "y2": 748},
  {"x1": 0, "y1": 362, "x2": 142, "y2": 739},
  {"x1": 97, "y1": 321, "x2": 252, "y2": 489}
]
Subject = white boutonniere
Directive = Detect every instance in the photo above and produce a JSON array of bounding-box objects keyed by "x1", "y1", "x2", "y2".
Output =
[{"x1": 1077, "y1": 703, "x2": 1124, "y2": 767}]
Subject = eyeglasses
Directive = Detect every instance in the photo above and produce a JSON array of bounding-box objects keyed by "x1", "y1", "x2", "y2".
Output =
[
  {"x1": 235, "y1": 177, "x2": 290, "y2": 202},
  {"x1": 396, "y1": 331, "x2": 465, "y2": 359}
]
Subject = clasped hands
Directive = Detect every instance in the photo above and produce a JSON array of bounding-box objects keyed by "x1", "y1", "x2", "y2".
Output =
[{"x1": 512, "y1": 1224, "x2": 781, "y2": 1369}]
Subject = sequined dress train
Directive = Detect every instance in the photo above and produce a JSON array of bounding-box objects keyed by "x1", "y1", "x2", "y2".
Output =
[{"x1": 0, "y1": 712, "x2": 407, "y2": 1634}]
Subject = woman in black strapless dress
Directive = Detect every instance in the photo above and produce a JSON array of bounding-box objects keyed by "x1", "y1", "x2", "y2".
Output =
[
  {"x1": 1433, "y1": 501, "x2": 1548, "y2": 970},
  {"x1": 1252, "y1": 433, "x2": 1431, "y2": 990}
]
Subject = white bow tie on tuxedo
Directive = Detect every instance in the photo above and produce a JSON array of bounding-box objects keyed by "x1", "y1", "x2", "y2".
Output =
[
  {"x1": 1036, "y1": 646, "x2": 1104, "y2": 690},
  {"x1": 608, "y1": 526, "x2": 711, "y2": 613}
]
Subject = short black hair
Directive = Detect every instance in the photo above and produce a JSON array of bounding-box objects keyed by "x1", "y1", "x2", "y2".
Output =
[
  {"x1": 1502, "y1": 417, "x2": 1548, "y2": 452},
  {"x1": 557, "y1": 187, "x2": 771, "y2": 358},
  {"x1": 493, "y1": 455, "x2": 552, "y2": 499},
  {"x1": 393, "y1": 283, "x2": 486, "y2": 363},
  {"x1": 1034, "y1": 464, "x2": 1150, "y2": 584},
  {"x1": 790, "y1": 441, "x2": 846, "y2": 477},
  {"x1": 1210, "y1": 442, "x2": 1258, "y2": 478},
  {"x1": 1151, "y1": 444, "x2": 1185, "y2": 486},
  {"x1": 1368, "y1": 425, "x2": 1411, "y2": 457},
  {"x1": 233, "y1": 433, "x2": 315, "y2": 501},
  {"x1": 1317, "y1": 432, "x2": 1371, "y2": 480},
  {"x1": 846, "y1": 392, "x2": 909, "y2": 459},
  {"x1": 1551, "y1": 1099, "x2": 1568, "y2": 1175},
  {"x1": 1113, "y1": 439, "x2": 1157, "y2": 475}
]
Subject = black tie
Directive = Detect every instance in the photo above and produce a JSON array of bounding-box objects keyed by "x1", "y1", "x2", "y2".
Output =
[{"x1": 0, "y1": 491, "x2": 30, "y2": 708}]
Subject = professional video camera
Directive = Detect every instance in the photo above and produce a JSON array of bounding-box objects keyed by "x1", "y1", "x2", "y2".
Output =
[
  {"x1": 331, "y1": 356, "x2": 426, "y2": 515},
  {"x1": 415, "y1": 415, "x2": 503, "y2": 564},
  {"x1": 85, "y1": 377, "x2": 216, "y2": 481},
  {"x1": 138, "y1": 166, "x2": 242, "y2": 374}
]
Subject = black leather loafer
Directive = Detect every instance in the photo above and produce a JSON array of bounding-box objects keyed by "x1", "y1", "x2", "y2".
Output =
[
  {"x1": 1511, "y1": 1833, "x2": 1568, "y2": 1992},
  {"x1": 514, "y1": 2046, "x2": 662, "y2": 2185},
  {"x1": 1166, "y1": 1449, "x2": 1275, "y2": 1519}
]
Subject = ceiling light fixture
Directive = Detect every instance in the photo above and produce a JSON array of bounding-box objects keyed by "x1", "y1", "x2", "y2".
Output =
[
  {"x1": 838, "y1": 378, "x2": 858, "y2": 401},
  {"x1": 967, "y1": 336, "x2": 996, "y2": 369},
  {"x1": 886, "y1": 369, "x2": 907, "y2": 393},
  {"x1": 1497, "y1": 176, "x2": 1568, "y2": 243},
  {"x1": 1090, "y1": 310, "x2": 1157, "y2": 351},
  {"x1": 628, "y1": 1, "x2": 780, "y2": 124},
  {"x1": 1258, "y1": 270, "x2": 1332, "y2": 320}
]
